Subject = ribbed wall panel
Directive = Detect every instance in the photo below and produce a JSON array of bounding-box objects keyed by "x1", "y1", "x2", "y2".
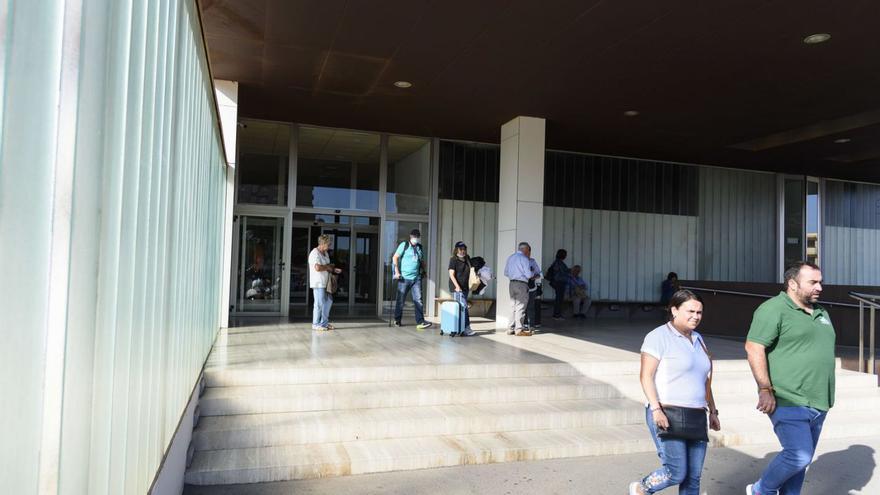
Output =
[
  {"x1": 823, "y1": 180, "x2": 880, "y2": 285},
  {"x1": 0, "y1": 1, "x2": 227, "y2": 493},
  {"x1": 540, "y1": 167, "x2": 776, "y2": 302},
  {"x1": 436, "y1": 199, "x2": 498, "y2": 299},
  {"x1": 542, "y1": 207, "x2": 697, "y2": 301},
  {"x1": 697, "y1": 168, "x2": 777, "y2": 282}
]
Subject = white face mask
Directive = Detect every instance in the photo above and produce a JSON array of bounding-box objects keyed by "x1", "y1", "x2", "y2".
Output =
[{"x1": 410, "y1": 237, "x2": 420, "y2": 245}]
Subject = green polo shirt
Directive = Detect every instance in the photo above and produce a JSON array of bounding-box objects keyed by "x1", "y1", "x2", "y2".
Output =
[{"x1": 746, "y1": 292, "x2": 836, "y2": 410}]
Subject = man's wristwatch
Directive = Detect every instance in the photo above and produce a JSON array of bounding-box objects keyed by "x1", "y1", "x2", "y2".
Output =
[{"x1": 759, "y1": 385, "x2": 774, "y2": 393}]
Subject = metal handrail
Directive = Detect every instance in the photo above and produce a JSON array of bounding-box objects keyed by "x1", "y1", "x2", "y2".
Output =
[
  {"x1": 683, "y1": 285, "x2": 878, "y2": 376},
  {"x1": 850, "y1": 292, "x2": 880, "y2": 374},
  {"x1": 680, "y1": 286, "x2": 861, "y2": 309}
]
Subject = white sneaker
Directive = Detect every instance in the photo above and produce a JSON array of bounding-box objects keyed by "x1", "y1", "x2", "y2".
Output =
[
  {"x1": 628, "y1": 481, "x2": 644, "y2": 495},
  {"x1": 462, "y1": 328, "x2": 476, "y2": 336}
]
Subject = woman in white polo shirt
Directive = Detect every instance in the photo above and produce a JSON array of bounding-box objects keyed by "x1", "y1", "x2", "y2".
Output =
[{"x1": 629, "y1": 290, "x2": 720, "y2": 495}]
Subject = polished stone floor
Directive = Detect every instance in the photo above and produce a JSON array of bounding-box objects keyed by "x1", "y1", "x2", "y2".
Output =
[
  {"x1": 189, "y1": 314, "x2": 879, "y2": 488},
  {"x1": 213, "y1": 315, "x2": 759, "y2": 374}
]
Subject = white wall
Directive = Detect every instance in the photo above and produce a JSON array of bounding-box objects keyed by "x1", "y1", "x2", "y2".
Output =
[
  {"x1": 437, "y1": 200, "x2": 499, "y2": 299},
  {"x1": 540, "y1": 167, "x2": 777, "y2": 302},
  {"x1": 697, "y1": 167, "x2": 777, "y2": 282},
  {"x1": 822, "y1": 179, "x2": 880, "y2": 286},
  {"x1": 824, "y1": 226, "x2": 880, "y2": 285},
  {"x1": 0, "y1": 1, "x2": 227, "y2": 493},
  {"x1": 542, "y1": 208, "x2": 697, "y2": 301}
]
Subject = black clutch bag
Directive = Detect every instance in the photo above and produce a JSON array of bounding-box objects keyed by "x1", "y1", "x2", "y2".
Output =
[{"x1": 656, "y1": 405, "x2": 708, "y2": 442}]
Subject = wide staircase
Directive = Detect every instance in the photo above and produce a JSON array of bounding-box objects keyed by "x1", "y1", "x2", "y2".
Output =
[{"x1": 185, "y1": 325, "x2": 880, "y2": 486}]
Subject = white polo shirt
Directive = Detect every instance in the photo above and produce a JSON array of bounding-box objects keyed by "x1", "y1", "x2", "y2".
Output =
[
  {"x1": 308, "y1": 248, "x2": 330, "y2": 288},
  {"x1": 640, "y1": 323, "x2": 711, "y2": 409}
]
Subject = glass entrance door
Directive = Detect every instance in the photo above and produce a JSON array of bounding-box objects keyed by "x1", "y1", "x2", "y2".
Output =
[
  {"x1": 234, "y1": 216, "x2": 285, "y2": 314},
  {"x1": 290, "y1": 214, "x2": 379, "y2": 317},
  {"x1": 779, "y1": 176, "x2": 822, "y2": 273}
]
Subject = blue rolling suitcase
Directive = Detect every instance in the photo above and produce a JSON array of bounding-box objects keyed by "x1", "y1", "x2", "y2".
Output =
[{"x1": 440, "y1": 300, "x2": 464, "y2": 336}]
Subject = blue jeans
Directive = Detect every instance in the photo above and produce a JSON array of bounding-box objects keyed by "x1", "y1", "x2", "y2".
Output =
[
  {"x1": 753, "y1": 406, "x2": 827, "y2": 495},
  {"x1": 394, "y1": 278, "x2": 425, "y2": 324},
  {"x1": 312, "y1": 288, "x2": 332, "y2": 328},
  {"x1": 453, "y1": 289, "x2": 471, "y2": 330},
  {"x1": 641, "y1": 406, "x2": 708, "y2": 494}
]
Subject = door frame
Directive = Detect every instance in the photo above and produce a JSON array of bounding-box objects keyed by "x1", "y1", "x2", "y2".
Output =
[
  {"x1": 230, "y1": 212, "x2": 289, "y2": 316},
  {"x1": 777, "y1": 174, "x2": 823, "y2": 282},
  {"x1": 291, "y1": 213, "x2": 381, "y2": 317}
]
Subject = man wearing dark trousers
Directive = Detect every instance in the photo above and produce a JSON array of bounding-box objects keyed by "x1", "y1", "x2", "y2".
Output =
[
  {"x1": 392, "y1": 229, "x2": 432, "y2": 330},
  {"x1": 745, "y1": 261, "x2": 835, "y2": 495}
]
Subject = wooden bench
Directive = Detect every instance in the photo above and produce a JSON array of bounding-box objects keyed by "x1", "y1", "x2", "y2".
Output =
[
  {"x1": 590, "y1": 299, "x2": 661, "y2": 318},
  {"x1": 434, "y1": 297, "x2": 494, "y2": 318}
]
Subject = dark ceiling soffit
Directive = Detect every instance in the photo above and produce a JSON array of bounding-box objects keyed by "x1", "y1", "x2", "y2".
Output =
[{"x1": 729, "y1": 108, "x2": 880, "y2": 152}]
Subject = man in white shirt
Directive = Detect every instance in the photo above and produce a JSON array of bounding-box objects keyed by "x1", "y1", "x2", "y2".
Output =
[{"x1": 309, "y1": 234, "x2": 342, "y2": 331}]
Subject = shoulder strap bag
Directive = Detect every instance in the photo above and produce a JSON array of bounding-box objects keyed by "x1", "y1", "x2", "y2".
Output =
[{"x1": 656, "y1": 334, "x2": 713, "y2": 442}]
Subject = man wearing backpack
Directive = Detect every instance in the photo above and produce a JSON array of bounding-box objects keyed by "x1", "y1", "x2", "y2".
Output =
[{"x1": 392, "y1": 229, "x2": 432, "y2": 330}]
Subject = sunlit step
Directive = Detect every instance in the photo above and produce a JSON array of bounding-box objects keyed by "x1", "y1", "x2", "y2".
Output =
[
  {"x1": 185, "y1": 424, "x2": 657, "y2": 485},
  {"x1": 193, "y1": 398, "x2": 650, "y2": 450},
  {"x1": 199, "y1": 376, "x2": 627, "y2": 416}
]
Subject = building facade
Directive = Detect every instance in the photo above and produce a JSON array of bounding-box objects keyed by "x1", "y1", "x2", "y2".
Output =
[{"x1": 228, "y1": 118, "x2": 880, "y2": 322}]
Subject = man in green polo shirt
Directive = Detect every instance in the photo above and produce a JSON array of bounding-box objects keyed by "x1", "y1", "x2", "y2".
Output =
[{"x1": 745, "y1": 261, "x2": 835, "y2": 495}]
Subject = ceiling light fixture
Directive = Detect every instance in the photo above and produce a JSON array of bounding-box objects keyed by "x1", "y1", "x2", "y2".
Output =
[
  {"x1": 803, "y1": 33, "x2": 831, "y2": 44},
  {"x1": 834, "y1": 138, "x2": 851, "y2": 144},
  {"x1": 623, "y1": 110, "x2": 639, "y2": 117},
  {"x1": 393, "y1": 81, "x2": 413, "y2": 88}
]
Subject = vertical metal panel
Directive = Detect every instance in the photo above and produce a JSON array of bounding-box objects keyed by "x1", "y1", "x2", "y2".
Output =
[
  {"x1": 0, "y1": 0, "x2": 226, "y2": 493},
  {"x1": 697, "y1": 167, "x2": 776, "y2": 282},
  {"x1": 823, "y1": 180, "x2": 880, "y2": 285},
  {"x1": 436, "y1": 199, "x2": 498, "y2": 298}
]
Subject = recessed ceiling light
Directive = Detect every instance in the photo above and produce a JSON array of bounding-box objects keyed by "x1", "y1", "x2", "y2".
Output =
[
  {"x1": 834, "y1": 138, "x2": 851, "y2": 144},
  {"x1": 803, "y1": 33, "x2": 831, "y2": 44},
  {"x1": 393, "y1": 81, "x2": 413, "y2": 88},
  {"x1": 623, "y1": 110, "x2": 639, "y2": 117}
]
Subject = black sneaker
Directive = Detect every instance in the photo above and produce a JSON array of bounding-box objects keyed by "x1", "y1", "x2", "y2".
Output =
[{"x1": 393, "y1": 321, "x2": 402, "y2": 327}]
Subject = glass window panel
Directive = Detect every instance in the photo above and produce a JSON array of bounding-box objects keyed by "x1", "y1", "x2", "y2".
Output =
[
  {"x1": 806, "y1": 180, "x2": 820, "y2": 266},
  {"x1": 356, "y1": 160, "x2": 380, "y2": 210},
  {"x1": 236, "y1": 216, "x2": 284, "y2": 312},
  {"x1": 382, "y1": 219, "x2": 430, "y2": 313},
  {"x1": 387, "y1": 136, "x2": 431, "y2": 215},
  {"x1": 237, "y1": 121, "x2": 289, "y2": 205},
  {"x1": 297, "y1": 126, "x2": 379, "y2": 211},
  {"x1": 784, "y1": 177, "x2": 806, "y2": 268}
]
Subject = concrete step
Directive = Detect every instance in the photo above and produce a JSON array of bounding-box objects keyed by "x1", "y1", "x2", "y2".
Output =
[
  {"x1": 194, "y1": 380, "x2": 880, "y2": 449},
  {"x1": 186, "y1": 407, "x2": 880, "y2": 485},
  {"x1": 715, "y1": 387, "x2": 880, "y2": 415},
  {"x1": 200, "y1": 370, "x2": 876, "y2": 416},
  {"x1": 205, "y1": 362, "x2": 624, "y2": 387},
  {"x1": 711, "y1": 410, "x2": 880, "y2": 447},
  {"x1": 185, "y1": 424, "x2": 658, "y2": 485},
  {"x1": 205, "y1": 357, "x2": 819, "y2": 387},
  {"x1": 199, "y1": 376, "x2": 628, "y2": 416},
  {"x1": 193, "y1": 398, "x2": 650, "y2": 450},
  {"x1": 193, "y1": 387, "x2": 880, "y2": 451}
]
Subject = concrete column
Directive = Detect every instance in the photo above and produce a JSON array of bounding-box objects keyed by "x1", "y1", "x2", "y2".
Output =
[
  {"x1": 495, "y1": 117, "x2": 545, "y2": 330},
  {"x1": 215, "y1": 80, "x2": 238, "y2": 328}
]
